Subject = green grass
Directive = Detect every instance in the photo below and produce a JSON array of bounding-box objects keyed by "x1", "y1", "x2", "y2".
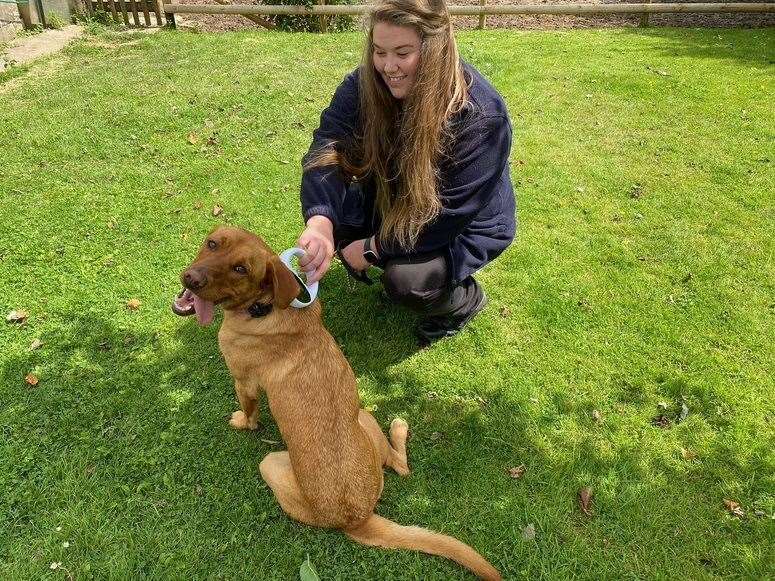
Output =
[{"x1": 1, "y1": 25, "x2": 773, "y2": 580}]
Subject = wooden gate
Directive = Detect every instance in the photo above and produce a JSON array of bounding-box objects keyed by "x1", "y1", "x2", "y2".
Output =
[{"x1": 83, "y1": 0, "x2": 169, "y2": 27}]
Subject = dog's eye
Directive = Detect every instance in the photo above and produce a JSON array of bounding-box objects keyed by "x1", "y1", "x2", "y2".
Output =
[
  {"x1": 234, "y1": 265, "x2": 247, "y2": 275},
  {"x1": 207, "y1": 240, "x2": 217, "y2": 250}
]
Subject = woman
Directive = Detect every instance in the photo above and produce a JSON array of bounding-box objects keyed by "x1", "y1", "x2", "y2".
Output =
[{"x1": 297, "y1": 0, "x2": 516, "y2": 344}]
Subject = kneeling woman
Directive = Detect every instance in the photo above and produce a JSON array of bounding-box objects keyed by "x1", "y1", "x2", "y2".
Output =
[{"x1": 297, "y1": 0, "x2": 516, "y2": 343}]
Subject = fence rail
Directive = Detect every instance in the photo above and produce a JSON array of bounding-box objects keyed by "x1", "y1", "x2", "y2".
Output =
[{"x1": 162, "y1": 2, "x2": 775, "y2": 16}]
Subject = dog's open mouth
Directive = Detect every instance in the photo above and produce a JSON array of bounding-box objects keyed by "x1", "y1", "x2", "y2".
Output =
[{"x1": 172, "y1": 288, "x2": 215, "y2": 326}]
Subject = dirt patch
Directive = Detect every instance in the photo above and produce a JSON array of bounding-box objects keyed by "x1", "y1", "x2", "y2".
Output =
[
  {"x1": 173, "y1": 0, "x2": 775, "y2": 33},
  {"x1": 0, "y1": 25, "x2": 83, "y2": 71}
]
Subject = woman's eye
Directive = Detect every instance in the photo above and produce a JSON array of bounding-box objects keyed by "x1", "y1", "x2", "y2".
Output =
[
  {"x1": 397, "y1": 53, "x2": 409, "y2": 58},
  {"x1": 234, "y1": 265, "x2": 247, "y2": 275},
  {"x1": 374, "y1": 51, "x2": 386, "y2": 57},
  {"x1": 207, "y1": 240, "x2": 217, "y2": 250}
]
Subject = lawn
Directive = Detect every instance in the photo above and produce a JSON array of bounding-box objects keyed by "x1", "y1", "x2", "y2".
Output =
[{"x1": 0, "y1": 24, "x2": 773, "y2": 580}]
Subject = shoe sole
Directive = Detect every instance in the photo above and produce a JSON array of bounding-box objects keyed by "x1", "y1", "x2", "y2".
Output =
[{"x1": 417, "y1": 291, "x2": 489, "y2": 343}]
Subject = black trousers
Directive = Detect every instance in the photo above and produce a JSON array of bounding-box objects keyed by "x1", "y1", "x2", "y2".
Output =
[{"x1": 335, "y1": 226, "x2": 482, "y2": 318}]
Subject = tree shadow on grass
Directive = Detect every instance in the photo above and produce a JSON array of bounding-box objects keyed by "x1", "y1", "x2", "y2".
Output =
[
  {"x1": 1, "y1": 300, "x2": 771, "y2": 578},
  {"x1": 621, "y1": 26, "x2": 774, "y2": 69},
  {"x1": 314, "y1": 266, "x2": 423, "y2": 375}
]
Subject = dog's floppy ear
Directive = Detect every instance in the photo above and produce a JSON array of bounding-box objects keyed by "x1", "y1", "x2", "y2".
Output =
[{"x1": 264, "y1": 255, "x2": 301, "y2": 309}]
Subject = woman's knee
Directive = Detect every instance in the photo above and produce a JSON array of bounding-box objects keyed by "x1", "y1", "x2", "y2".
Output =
[{"x1": 381, "y1": 258, "x2": 448, "y2": 311}]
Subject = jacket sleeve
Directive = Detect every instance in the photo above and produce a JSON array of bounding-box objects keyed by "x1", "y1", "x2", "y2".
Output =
[
  {"x1": 376, "y1": 113, "x2": 512, "y2": 258},
  {"x1": 300, "y1": 70, "x2": 360, "y2": 228}
]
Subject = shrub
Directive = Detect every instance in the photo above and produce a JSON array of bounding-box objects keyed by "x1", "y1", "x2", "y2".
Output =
[
  {"x1": 265, "y1": 0, "x2": 359, "y2": 32},
  {"x1": 46, "y1": 14, "x2": 67, "y2": 29}
]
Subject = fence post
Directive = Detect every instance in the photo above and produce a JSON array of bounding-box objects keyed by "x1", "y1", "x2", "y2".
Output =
[
  {"x1": 164, "y1": 3, "x2": 176, "y2": 28},
  {"x1": 639, "y1": 0, "x2": 651, "y2": 26},
  {"x1": 478, "y1": 0, "x2": 486, "y2": 29},
  {"x1": 318, "y1": 0, "x2": 327, "y2": 33}
]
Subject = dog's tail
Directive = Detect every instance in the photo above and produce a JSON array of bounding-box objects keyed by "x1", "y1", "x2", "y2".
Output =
[{"x1": 344, "y1": 513, "x2": 501, "y2": 581}]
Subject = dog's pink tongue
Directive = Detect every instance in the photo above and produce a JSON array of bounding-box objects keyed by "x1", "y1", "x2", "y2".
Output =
[{"x1": 193, "y1": 295, "x2": 215, "y2": 326}]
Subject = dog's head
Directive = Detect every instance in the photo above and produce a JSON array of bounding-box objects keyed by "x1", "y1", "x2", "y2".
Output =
[{"x1": 173, "y1": 226, "x2": 300, "y2": 325}]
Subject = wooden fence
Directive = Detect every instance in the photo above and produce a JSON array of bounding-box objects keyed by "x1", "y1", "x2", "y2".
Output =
[
  {"x1": 86, "y1": 2, "x2": 775, "y2": 29},
  {"x1": 84, "y1": 0, "x2": 166, "y2": 27}
]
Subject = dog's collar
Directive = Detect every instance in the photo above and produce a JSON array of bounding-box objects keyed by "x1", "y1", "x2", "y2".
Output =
[{"x1": 247, "y1": 302, "x2": 273, "y2": 318}]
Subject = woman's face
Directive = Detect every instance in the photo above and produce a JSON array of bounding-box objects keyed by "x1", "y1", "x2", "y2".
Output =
[{"x1": 372, "y1": 22, "x2": 422, "y2": 100}]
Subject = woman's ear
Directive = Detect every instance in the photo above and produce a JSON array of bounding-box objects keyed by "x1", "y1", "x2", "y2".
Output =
[{"x1": 264, "y1": 255, "x2": 301, "y2": 309}]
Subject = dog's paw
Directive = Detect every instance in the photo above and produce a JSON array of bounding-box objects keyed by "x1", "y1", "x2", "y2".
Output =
[
  {"x1": 390, "y1": 418, "x2": 409, "y2": 440},
  {"x1": 229, "y1": 410, "x2": 258, "y2": 430}
]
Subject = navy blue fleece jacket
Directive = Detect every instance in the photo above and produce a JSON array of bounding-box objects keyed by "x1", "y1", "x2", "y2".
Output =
[{"x1": 300, "y1": 62, "x2": 516, "y2": 286}]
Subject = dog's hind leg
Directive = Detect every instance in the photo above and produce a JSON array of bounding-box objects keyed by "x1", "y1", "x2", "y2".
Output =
[
  {"x1": 388, "y1": 418, "x2": 410, "y2": 475},
  {"x1": 259, "y1": 452, "x2": 320, "y2": 526},
  {"x1": 358, "y1": 410, "x2": 410, "y2": 476}
]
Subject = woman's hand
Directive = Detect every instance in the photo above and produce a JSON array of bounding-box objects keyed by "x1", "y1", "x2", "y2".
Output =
[
  {"x1": 297, "y1": 216, "x2": 335, "y2": 283},
  {"x1": 341, "y1": 239, "x2": 371, "y2": 272}
]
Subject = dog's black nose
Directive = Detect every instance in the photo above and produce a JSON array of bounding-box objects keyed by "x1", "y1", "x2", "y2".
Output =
[{"x1": 183, "y1": 269, "x2": 207, "y2": 290}]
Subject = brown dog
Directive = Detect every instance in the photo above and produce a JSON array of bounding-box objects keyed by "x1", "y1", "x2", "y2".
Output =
[{"x1": 174, "y1": 226, "x2": 501, "y2": 580}]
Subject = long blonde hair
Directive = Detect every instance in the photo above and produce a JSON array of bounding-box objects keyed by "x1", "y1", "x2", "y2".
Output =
[{"x1": 307, "y1": 0, "x2": 468, "y2": 250}]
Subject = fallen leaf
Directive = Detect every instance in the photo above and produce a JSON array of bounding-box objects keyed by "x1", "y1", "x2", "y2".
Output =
[
  {"x1": 6, "y1": 310, "x2": 28, "y2": 324},
  {"x1": 187, "y1": 131, "x2": 199, "y2": 145},
  {"x1": 651, "y1": 415, "x2": 671, "y2": 429},
  {"x1": 657, "y1": 401, "x2": 669, "y2": 412},
  {"x1": 126, "y1": 299, "x2": 142, "y2": 311},
  {"x1": 579, "y1": 487, "x2": 593, "y2": 516},
  {"x1": 29, "y1": 338, "x2": 43, "y2": 351},
  {"x1": 508, "y1": 465, "x2": 526, "y2": 479},
  {"x1": 430, "y1": 431, "x2": 443, "y2": 441},
  {"x1": 680, "y1": 448, "x2": 697, "y2": 461},
  {"x1": 723, "y1": 499, "x2": 744, "y2": 518},
  {"x1": 55, "y1": 526, "x2": 62, "y2": 532},
  {"x1": 260, "y1": 439, "x2": 280, "y2": 445},
  {"x1": 499, "y1": 307, "x2": 511, "y2": 318},
  {"x1": 299, "y1": 555, "x2": 320, "y2": 581},
  {"x1": 591, "y1": 409, "x2": 602, "y2": 423},
  {"x1": 212, "y1": 205, "x2": 224, "y2": 217},
  {"x1": 521, "y1": 523, "x2": 536, "y2": 540},
  {"x1": 426, "y1": 391, "x2": 438, "y2": 400},
  {"x1": 193, "y1": 201, "x2": 203, "y2": 209},
  {"x1": 50, "y1": 562, "x2": 61, "y2": 570},
  {"x1": 194, "y1": 484, "x2": 203, "y2": 496},
  {"x1": 754, "y1": 510, "x2": 765, "y2": 518},
  {"x1": 677, "y1": 402, "x2": 689, "y2": 423},
  {"x1": 629, "y1": 183, "x2": 644, "y2": 199},
  {"x1": 107, "y1": 220, "x2": 116, "y2": 229},
  {"x1": 25, "y1": 373, "x2": 39, "y2": 386},
  {"x1": 62, "y1": 541, "x2": 70, "y2": 548}
]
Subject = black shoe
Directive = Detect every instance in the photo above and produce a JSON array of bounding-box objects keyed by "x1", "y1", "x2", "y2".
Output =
[{"x1": 416, "y1": 292, "x2": 488, "y2": 345}]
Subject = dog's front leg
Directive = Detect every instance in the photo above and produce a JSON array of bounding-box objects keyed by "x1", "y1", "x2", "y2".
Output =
[{"x1": 229, "y1": 380, "x2": 260, "y2": 430}]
